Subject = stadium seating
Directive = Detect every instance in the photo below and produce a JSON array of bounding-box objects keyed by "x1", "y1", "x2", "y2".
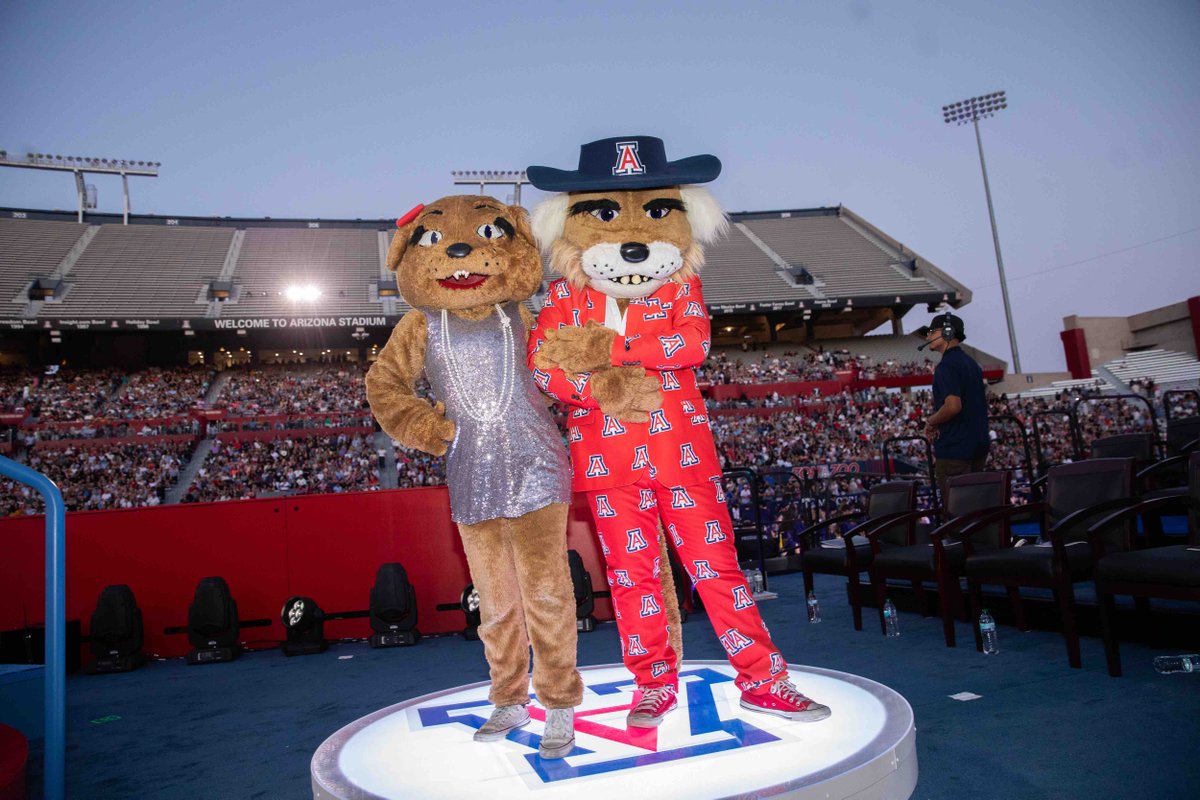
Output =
[
  {"x1": 47, "y1": 225, "x2": 234, "y2": 317},
  {"x1": 225, "y1": 228, "x2": 385, "y2": 317}
]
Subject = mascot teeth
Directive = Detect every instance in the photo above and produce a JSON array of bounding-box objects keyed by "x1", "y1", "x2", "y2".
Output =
[
  {"x1": 454, "y1": 270, "x2": 469, "y2": 280},
  {"x1": 613, "y1": 275, "x2": 647, "y2": 285}
]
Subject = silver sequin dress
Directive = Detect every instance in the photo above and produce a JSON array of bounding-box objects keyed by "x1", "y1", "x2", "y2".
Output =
[{"x1": 422, "y1": 303, "x2": 571, "y2": 525}]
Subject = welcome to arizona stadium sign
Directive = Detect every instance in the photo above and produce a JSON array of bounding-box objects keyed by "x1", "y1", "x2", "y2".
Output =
[{"x1": 1, "y1": 316, "x2": 396, "y2": 332}]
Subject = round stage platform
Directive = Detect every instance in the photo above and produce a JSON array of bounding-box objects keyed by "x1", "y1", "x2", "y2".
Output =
[{"x1": 311, "y1": 661, "x2": 916, "y2": 800}]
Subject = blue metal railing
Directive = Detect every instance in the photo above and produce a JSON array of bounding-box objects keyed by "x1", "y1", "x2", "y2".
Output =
[{"x1": 0, "y1": 455, "x2": 65, "y2": 800}]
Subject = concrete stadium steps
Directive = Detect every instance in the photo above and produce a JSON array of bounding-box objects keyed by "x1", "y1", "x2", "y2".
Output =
[
  {"x1": 39, "y1": 224, "x2": 234, "y2": 318},
  {"x1": 740, "y1": 215, "x2": 938, "y2": 298},
  {"x1": 1103, "y1": 349, "x2": 1200, "y2": 389},
  {"x1": 223, "y1": 227, "x2": 384, "y2": 317},
  {"x1": 0, "y1": 217, "x2": 91, "y2": 311}
]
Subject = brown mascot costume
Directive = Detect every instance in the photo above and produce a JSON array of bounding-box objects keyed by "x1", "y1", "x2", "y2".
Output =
[
  {"x1": 525, "y1": 136, "x2": 831, "y2": 727},
  {"x1": 366, "y1": 195, "x2": 581, "y2": 759}
]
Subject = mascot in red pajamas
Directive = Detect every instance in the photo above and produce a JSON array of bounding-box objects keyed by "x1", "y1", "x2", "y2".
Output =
[{"x1": 526, "y1": 136, "x2": 831, "y2": 727}]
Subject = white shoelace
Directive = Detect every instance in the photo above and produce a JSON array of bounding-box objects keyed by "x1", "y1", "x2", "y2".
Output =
[{"x1": 633, "y1": 686, "x2": 676, "y2": 714}]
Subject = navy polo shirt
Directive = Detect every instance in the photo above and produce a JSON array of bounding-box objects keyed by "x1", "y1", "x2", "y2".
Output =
[{"x1": 932, "y1": 347, "x2": 989, "y2": 460}]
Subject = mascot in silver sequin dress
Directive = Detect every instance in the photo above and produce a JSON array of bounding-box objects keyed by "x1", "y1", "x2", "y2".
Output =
[{"x1": 366, "y1": 195, "x2": 581, "y2": 759}]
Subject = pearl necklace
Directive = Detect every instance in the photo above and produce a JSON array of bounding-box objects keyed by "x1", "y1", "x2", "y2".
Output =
[{"x1": 440, "y1": 304, "x2": 515, "y2": 424}]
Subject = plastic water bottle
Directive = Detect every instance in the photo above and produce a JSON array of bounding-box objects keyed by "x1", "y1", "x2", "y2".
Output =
[
  {"x1": 750, "y1": 568, "x2": 764, "y2": 594},
  {"x1": 980, "y1": 609, "x2": 999, "y2": 655},
  {"x1": 1154, "y1": 654, "x2": 1200, "y2": 674},
  {"x1": 807, "y1": 591, "x2": 821, "y2": 623},
  {"x1": 883, "y1": 599, "x2": 899, "y2": 637}
]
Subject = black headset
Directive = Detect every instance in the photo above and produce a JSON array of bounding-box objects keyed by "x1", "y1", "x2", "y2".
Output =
[{"x1": 938, "y1": 316, "x2": 958, "y2": 342}]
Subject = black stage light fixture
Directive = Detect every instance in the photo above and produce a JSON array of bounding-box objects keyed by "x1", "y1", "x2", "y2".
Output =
[
  {"x1": 86, "y1": 584, "x2": 147, "y2": 674},
  {"x1": 185, "y1": 576, "x2": 242, "y2": 665},
  {"x1": 369, "y1": 563, "x2": 420, "y2": 647},
  {"x1": 567, "y1": 550, "x2": 597, "y2": 633},
  {"x1": 460, "y1": 584, "x2": 481, "y2": 641},
  {"x1": 280, "y1": 596, "x2": 328, "y2": 657}
]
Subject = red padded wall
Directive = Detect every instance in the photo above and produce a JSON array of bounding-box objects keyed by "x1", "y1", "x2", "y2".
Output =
[{"x1": 0, "y1": 488, "x2": 608, "y2": 659}]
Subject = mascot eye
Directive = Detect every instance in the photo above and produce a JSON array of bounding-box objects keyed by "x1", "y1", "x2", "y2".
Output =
[
  {"x1": 417, "y1": 230, "x2": 442, "y2": 247},
  {"x1": 476, "y1": 223, "x2": 505, "y2": 240},
  {"x1": 590, "y1": 208, "x2": 619, "y2": 223},
  {"x1": 646, "y1": 207, "x2": 672, "y2": 220}
]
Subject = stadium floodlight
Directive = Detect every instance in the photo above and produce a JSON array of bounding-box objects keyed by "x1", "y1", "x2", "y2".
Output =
[
  {"x1": 942, "y1": 90, "x2": 1021, "y2": 373},
  {"x1": 0, "y1": 148, "x2": 160, "y2": 225},
  {"x1": 451, "y1": 169, "x2": 530, "y2": 205},
  {"x1": 284, "y1": 284, "x2": 322, "y2": 302}
]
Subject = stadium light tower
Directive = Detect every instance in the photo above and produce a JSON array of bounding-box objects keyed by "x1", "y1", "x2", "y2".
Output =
[
  {"x1": 0, "y1": 150, "x2": 160, "y2": 225},
  {"x1": 942, "y1": 90, "x2": 1021, "y2": 374},
  {"x1": 451, "y1": 170, "x2": 530, "y2": 206}
]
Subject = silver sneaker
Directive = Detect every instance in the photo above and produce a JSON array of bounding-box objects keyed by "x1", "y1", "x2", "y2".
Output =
[
  {"x1": 538, "y1": 707, "x2": 575, "y2": 759},
  {"x1": 473, "y1": 704, "x2": 530, "y2": 742}
]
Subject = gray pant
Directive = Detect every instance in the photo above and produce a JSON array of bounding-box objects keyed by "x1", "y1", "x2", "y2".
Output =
[{"x1": 934, "y1": 452, "x2": 990, "y2": 500}]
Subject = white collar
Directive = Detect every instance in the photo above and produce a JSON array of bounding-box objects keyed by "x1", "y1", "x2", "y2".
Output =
[{"x1": 603, "y1": 295, "x2": 628, "y2": 335}]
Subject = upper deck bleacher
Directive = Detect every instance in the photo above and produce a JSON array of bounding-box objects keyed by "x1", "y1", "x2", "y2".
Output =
[
  {"x1": 1, "y1": 207, "x2": 970, "y2": 325},
  {"x1": 0, "y1": 217, "x2": 90, "y2": 310},
  {"x1": 739, "y1": 215, "x2": 940, "y2": 298},
  {"x1": 225, "y1": 227, "x2": 384, "y2": 317},
  {"x1": 43, "y1": 224, "x2": 234, "y2": 318}
]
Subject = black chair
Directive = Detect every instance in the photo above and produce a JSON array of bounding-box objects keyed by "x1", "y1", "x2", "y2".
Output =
[
  {"x1": 799, "y1": 481, "x2": 916, "y2": 630},
  {"x1": 958, "y1": 458, "x2": 1136, "y2": 668},
  {"x1": 864, "y1": 471, "x2": 1011, "y2": 646},
  {"x1": 1089, "y1": 432, "x2": 1156, "y2": 463},
  {"x1": 1088, "y1": 452, "x2": 1200, "y2": 676}
]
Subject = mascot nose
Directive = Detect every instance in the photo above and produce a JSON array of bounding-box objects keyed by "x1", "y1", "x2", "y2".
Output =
[
  {"x1": 446, "y1": 243, "x2": 473, "y2": 259},
  {"x1": 620, "y1": 242, "x2": 649, "y2": 263}
]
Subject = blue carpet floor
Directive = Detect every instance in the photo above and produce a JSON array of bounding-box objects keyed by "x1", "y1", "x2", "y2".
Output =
[{"x1": 27, "y1": 572, "x2": 1200, "y2": 799}]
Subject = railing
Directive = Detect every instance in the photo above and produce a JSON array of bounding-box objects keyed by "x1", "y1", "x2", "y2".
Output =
[
  {"x1": 0, "y1": 455, "x2": 65, "y2": 800},
  {"x1": 882, "y1": 435, "x2": 938, "y2": 512},
  {"x1": 1071, "y1": 392, "x2": 1163, "y2": 460}
]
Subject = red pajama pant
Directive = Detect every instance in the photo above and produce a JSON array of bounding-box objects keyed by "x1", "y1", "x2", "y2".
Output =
[{"x1": 586, "y1": 476, "x2": 789, "y2": 693}]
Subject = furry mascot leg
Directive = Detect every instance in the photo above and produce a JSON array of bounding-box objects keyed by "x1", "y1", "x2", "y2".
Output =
[
  {"x1": 657, "y1": 529, "x2": 684, "y2": 668},
  {"x1": 461, "y1": 503, "x2": 584, "y2": 710},
  {"x1": 505, "y1": 502, "x2": 584, "y2": 709}
]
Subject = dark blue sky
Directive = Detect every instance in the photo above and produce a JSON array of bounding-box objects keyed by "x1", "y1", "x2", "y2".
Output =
[{"x1": 2, "y1": 1, "x2": 1197, "y2": 371}]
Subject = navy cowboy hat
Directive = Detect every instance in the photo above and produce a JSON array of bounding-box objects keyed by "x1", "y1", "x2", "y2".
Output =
[{"x1": 526, "y1": 135, "x2": 721, "y2": 192}]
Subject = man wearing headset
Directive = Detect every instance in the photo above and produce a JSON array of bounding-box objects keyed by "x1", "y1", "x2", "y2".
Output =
[{"x1": 915, "y1": 312, "x2": 990, "y2": 496}]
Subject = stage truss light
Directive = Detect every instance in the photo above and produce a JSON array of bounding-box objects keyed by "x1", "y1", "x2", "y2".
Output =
[
  {"x1": 86, "y1": 584, "x2": 147, "y2": 674},
  {"x1": 185, "y1": 576, "x2": 242, "y2": 665},
  {"x1": 280, "y1": 596, "x2": 328, "y2": 657},
  {"x1": 567, "y1": 550, "x2": 597, "y2": 633},
  {"x1": 369, "y1": 563, "x2": 420, "y2": 647},
  {"x1": 460, "y1": 584, "x2": 481, "y2": 641}
]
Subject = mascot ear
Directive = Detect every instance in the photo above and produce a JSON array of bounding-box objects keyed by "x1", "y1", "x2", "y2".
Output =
[
  {"x1": 507, "y1": 204, "x2": 537, "y2": 250},
  {"x1": 387, "y1": 204, "x2": 424, "y2": 272},
  {"x1": 679, "y1": 186, "x2": 730, "y2": 245},
  {"x1": 530, "y1": 194, "x2": 570, "y2": 255}
]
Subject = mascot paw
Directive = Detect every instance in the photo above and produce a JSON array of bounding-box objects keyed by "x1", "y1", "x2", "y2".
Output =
[
  {"x1": 416, "y1": 400, "x2": 457, "y2": 456},
  {"x1": 591, "y1": 367, "x2": 663, "y2": 424},
  {"x1": 536, "y1": 320, "x2": 616, "y2": 375}
]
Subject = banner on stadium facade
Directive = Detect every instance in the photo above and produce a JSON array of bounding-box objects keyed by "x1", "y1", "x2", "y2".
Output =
[{"x1": 1, "y1": 316, "x2": 402, "y2": 332}]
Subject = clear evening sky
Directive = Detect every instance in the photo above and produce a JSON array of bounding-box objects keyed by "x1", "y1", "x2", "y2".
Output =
[{"x1": 1, "y1": 1, "x2": 1197, "y2": 372}]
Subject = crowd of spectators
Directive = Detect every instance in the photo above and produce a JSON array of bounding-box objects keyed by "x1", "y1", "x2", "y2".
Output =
[
  {"x1": 181, "y1": 433, "x2": 379, "y2": 503},
  {"x1": 696, "y1": 348, "x2": 934, "y2": 386},
  {"x1": 0, "y1": 357, "x2": 1193, "y2": 518},
  {"x1": 1, "y1": 440, "x2": 192, "y2": 516},
  {"x1": 217, "y1": 365, "x2": 369, "y2": 415}
]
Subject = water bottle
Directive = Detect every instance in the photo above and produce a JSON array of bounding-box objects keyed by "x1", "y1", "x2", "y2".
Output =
[
  {"x1": 807, "y1": 591, "x2": 821, "y2": 623},
  {"x1": 883, "y1": 599, "x2": 899, "y2": 637},
  {"x1": 750, "y1": 568, "x2": 764, "y2": 594},
  {"x1": 1154, "y1": 654, "x2": 1200, "y2": 674},
  {"x1": 980, "y1": 609, "x2": 999, "y2": 655}
]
